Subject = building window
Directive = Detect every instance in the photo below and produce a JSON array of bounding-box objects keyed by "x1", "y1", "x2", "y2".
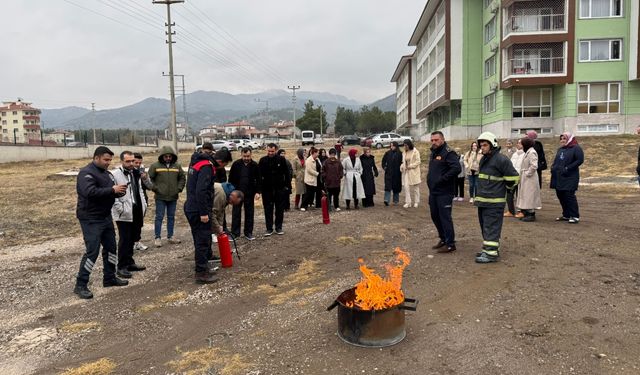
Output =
[
  {"x1": 580, "y1": 0, "x2": 622, "y2": 18},
  {"x1": 484, "y1": 55, "x2": 496, "y2": 78},
  {"x1": 1, "y1": 112, "x2": 5, "y2": 116},
  {"x1": 12, "y1": 111, "x2": 17, "y2": 115},
  {"x1": 577, "y1": 124, "x2": 619, "y2": 132},
  {"x1": 1, "y1": 120, "x2": 5, "y2": 125},
  {"x1": 12, "y1": 120, "x2": 18, "y2": 124},
  {"x1": 579, "y1": 39, "x2": 622, "y2": 61},
  {"x1": 484, "y1": 17, "x2": 496, "y2": 44},
  {"x1": 484, "y1": 93, "x2": 496, "y2": 113},
  {"x1": 578, "y1": 82, "x2": 621, "y2": 114},
  {"x1": 512, "y1": 88, "x2": 552, "y2": 118}
]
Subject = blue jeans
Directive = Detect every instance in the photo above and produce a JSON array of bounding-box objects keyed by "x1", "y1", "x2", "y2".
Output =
[
  {"x1": 467, "y1": 174, "x2": 478, "y2": 198},
  {"x1": 155, "y1": 199, "x2": 177, "y2": 239},
  {"x1": 384, "y1": 190, "x2": 400, "y2": 204}
]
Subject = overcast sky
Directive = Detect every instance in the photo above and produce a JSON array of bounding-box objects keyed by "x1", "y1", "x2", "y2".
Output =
[{"x1": 0, "y1": 0, "x2": 424, "y2": 109}]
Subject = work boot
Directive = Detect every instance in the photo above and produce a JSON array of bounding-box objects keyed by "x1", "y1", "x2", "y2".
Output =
[
  {"x1": 103, "y1": 277, "x2": 129, "y2": 287},
  {"x1": 520, "y1": 212, "x2": 536, "y2": 222},
  {"x1": 73, "y1": 284, "x2": 93, "y2": 299},
  {"x1": 116, "y1": 268, "x2": 133, "y2": 279},
  {"x1": 195, "y1": 271, "x2": 219, "y2": 284},
  {"x1": 127, "y1": 264, "x2": 147, "y2": 272},
  {"x1": 475, "y1": 252, "x2": 499, "y2": 263},
  {"x1": 431, "y1": 240, "x2": 446, "y2": 249}
]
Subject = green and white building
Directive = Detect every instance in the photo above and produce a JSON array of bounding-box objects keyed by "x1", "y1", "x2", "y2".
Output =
[{"x1": 392, "y1": 0, "x2": 640, "y2": 140}]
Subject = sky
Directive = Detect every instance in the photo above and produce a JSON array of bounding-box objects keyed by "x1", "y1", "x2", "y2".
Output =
[{"x1": 0, "y1": 0, "x2": 425, "y2": 109}]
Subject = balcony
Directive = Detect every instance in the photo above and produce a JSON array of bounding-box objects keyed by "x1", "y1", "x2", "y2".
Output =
[
  {"x1": 503, "y1": 1, "x2": 567, "y2": 39},
  {"x1": 502, "y1": 43, "x2": 566, "y2": 79}
]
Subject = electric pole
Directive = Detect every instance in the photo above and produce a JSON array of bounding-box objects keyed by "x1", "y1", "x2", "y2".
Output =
[
  {"x1": 288, "y1": 85, "x2": 300, "y2": 142},
  {"x1": 319, "y1": 105, "x2": 323, "y2": 137},
  {"x1": 163, "y1": 72, "x2": 187, "y2": 141},
  {"x1": 91, "y1": 102, "x2": 96, "y2": 144},
  {"x1": 154, "y1": 0, "x2": 184, "y2": 153}
]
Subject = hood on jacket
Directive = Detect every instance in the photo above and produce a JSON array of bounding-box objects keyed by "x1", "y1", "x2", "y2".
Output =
[{"x1": 158, "y1": 146, "x2": 177, "y2": 164}]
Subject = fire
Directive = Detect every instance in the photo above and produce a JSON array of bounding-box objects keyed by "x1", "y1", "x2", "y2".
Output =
[{"x1": 346, "y1": 248, "x2": 411, "y2": 310}]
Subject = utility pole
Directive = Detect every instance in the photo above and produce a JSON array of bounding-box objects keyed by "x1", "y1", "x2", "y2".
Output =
[
  {"x1": 163, "y1": 72, "x2": 187, "y2": 140},
  {"x1": 287, "y1": 85, "x2": 300, "y2": 142},
  {"x1": 91, "y1": 103, "x2": 96, "y2": 144},
  {"x1": 154, "y1": 0, "x2": 184, "y2": 153},
  {"x1": 319, "y1": 104, "x2": 323, "y2": 137}
]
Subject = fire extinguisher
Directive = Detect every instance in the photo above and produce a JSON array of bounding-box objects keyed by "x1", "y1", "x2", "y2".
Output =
[
  {"x1": 321, "y1": 192, "x2": 330, "y2": 225},
  {"x1": 217, "y1": 232, "x2": 233, "y2": 268}
]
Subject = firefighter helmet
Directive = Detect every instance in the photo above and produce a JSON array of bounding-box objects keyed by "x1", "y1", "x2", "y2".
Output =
[{"x1": 477, "y1": 131, "x2": 498, "y2": 148}]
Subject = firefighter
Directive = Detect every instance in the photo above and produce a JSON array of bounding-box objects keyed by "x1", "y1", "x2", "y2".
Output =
[{"x1": 474, "y1": 132, "x2": 519, "y2": 263}]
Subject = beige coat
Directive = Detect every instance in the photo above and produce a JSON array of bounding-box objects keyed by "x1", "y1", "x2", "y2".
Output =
[
  {"x1": 463, "y1": 150, "x2": 482, "y2": 175},
  {"x1": 211, "y1": 183, "x2": 228, "y2": 231},
  {"x1": 293, "y1": 158, "x2": 306, "y2": 195},
  {"x1": 516, "y1": 148, "x2": 542, "y2": 210},
  {"x1": 400, "y1": 149, "x2": 421, "y2": 186},
  {"x1": 303, "y1": 155, "x2": 320, "y2": 186}
]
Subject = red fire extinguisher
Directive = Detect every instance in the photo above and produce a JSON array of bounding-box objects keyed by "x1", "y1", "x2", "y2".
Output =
[
  {"x1": 321, "y1": 193, "x2": 330, "y2": 224},
  {"x1": 217, "y1": 233, "x2": 233, "y2": 268}
]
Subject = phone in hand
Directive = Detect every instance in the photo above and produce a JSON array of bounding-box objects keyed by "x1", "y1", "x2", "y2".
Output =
[{"x1": 140, "y1": 166, "x2": 146, "y2": 173}]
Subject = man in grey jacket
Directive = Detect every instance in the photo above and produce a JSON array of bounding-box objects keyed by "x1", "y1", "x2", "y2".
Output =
[{"x1": 111, "y1": 151, "x2": 148, "y2": 278}]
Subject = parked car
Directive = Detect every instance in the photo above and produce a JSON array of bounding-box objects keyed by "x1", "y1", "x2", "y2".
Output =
[
  {"x1": 370, "y1": 133, "x2": 412, "y2": 149},
  {"x1": 210, "y1": 140, "x2": 236, "y2": 151},
  {"x1": 338, "y1": 135, "x2": 361, "y2": 145},
  {"x1": 360, "y1": 135, "x2": 374, "y2": 148},
  {"x1": 230, "y1": 138, "x2": 261, "y2": 151}
]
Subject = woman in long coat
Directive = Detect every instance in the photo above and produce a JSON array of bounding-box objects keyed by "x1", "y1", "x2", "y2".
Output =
[
  {"x1": 341, "y1": 148, "x2": 366, "y2": 209},
  {"x1": 293, "y1": 148, "x2": 306, "y2": 209},
  {"x1": 516, "y1": 137, "x2": 541, "y2": 222},
  {"x1": 360, "y1": 147, "x2": 378, "y2": 207},
  {"x1": 550, "y1": 132, "x2": 584, "y2": 224},
  {"x1": 381, "y1": 141, "x2": 402, "y2": 206},
  {"x1": 400, "y1": 139, "x2": 421, "y2": 208}
]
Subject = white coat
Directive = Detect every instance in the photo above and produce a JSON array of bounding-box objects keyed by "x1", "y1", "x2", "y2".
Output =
[
  {"x1": 341, "y1": 157, "x2": 366, "y2": 200},
  {"x1": 401, "y1": 148, "x2": 421, "y2": 186},
  {"x1": 303, "y1": 155, "x2": 320, "y2": 186},
  {"x1": 111, "y1": 167, "x2": 147, "y2": 222}
]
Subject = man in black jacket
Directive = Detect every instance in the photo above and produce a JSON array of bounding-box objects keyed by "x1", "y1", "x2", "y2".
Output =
[
  {"x1": 229, "y1": 147, "x2": 261, "y2": 240},
  {"x1": 427, "y1": 131, "x2": 462, "y2": 253},
  {"x1": 73, "y1": 146, "x2": 129, "y2": 299},
  {"x1": 184, "y1": 149, "x2": 231, "y2": 284},
  {"x1": 258, "y1": 143, "x2": 291, "y2": 236}
]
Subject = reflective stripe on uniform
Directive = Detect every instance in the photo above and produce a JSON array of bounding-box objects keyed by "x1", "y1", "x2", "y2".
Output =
[
  {"x1": 154, "y1": 168, "x2": 180, "y2": 173},
  {"x1": 482, "y1": 249, "x2": 499, "y2": 257},
  {"x1": 504, "y1": 175, "x2": 520, "y2": 182},
  {"x1": 84, "y1": 258, "x2": 95, "y2": 273},
  {"x1": 474, "y1": 196, "x2": 506, "y2": 203},
  {"x1": 478, "y1": 173, "x2": 504, "y2": 181},
  {"x1": 108, "y1": 253, "x2": 118, "y2": 265},
  {"x1": 483, "y1": 240, "x2": 500, "y2": 247}
]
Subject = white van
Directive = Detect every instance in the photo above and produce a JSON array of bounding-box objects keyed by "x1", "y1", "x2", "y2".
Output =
[{"x1": 301, "y1": 131, "x2": 315, "y2": 146}]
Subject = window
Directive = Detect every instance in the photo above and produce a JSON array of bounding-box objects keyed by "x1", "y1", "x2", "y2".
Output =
[
  {"x1": 579, "y1": 39, "x2": 622, "y2": 61},
  {"x1": 12, "y1": 120, "x2": 18, "y2": 124},
  {"x1": 484, "y1": 93, "x2": 496, "y2": 113},
  {"x1": 485, "y1": 55, "x2": 496, "y2": 78},
  {"x1": 512, "y1": 89, "x2": 552, "y2": 118},
  {"x1": 1, "y1": 112, "x2": 5, "y2": 116},
  {"x1": 577, "y1": 124, "x2": 619, "y2": 132},
  {"x1": 484, "y1": 17, "x2": 496, "y2": 43},
  {"x1": 484, "y1": 0, "x2": 492, "y2": 8},
  {"x1": 12, "y1": 111, "x2": 17, "y2": 115},
  {"x1": 580, "y1": 0, "x2": 622, "y2": 18},
  {"x1": 1, "y1": 120, "x2": 5, "y2": 125},
  {"x1": 578, "y1": 82, "x2": 621, "y2": 113}
]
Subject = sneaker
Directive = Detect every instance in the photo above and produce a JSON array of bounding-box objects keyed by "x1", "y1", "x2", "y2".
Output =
[
  {"x1": 195, "y1": 271, "x2": 219, "y2": 284},
  {"x1": 556, "y1": 216, "x2": 569, "y2": 221},
  {"x1": 276, "y1": 229, "x2": 284, "y2": 235},
  {"x1": 503, "y1": 211, "x2": 514, "y2": 217},
  {"x1": 469, "y1": 198, "x2": 474, "y2": 203},
  {"x1": 568, "y1": 217, "x2": 580, "y2": 224},
  {"x1": 154, "y1": 238, "x2": 162, "y2": 247},
  {"x1": 73, "y1": 285, "x2": 93, "y2": 299},
  {"x1": 135, "y1": 242, "x2": 149, "y2": 251},
  {"x1": 458, "y1": 197, "x2": 465, "y2": 202},
  {"x1": 168, "y1": 237, "x2": 181, "y2": 244},
  {"x1": 437, "y1": 245, "x2": 456, "y2": 253},
  {"x1": 384, "y1": 201, "x2": 389, "y2": 206},
  {"x1": 413, "y1": 203, "x2": 419, "y2": 208},
  {"x1": 244, "y1": 235, "x2": 255, "y2": 241},
  {"x1": 431, "y1": 240, "x2": 446, "y2": 249},
  {"x1": 403, "y1": 203, "x2": 411, "y2": 208},
  {"x1": 475, "y1": 252, "x2": 499, "y2": 264},
  {"x1": 212, "y1": 234, "x2": 218, "y2": 243},
  {"x1": 103, "y1": 277, "x2": 129, "y2": 287},
  {"x1": 300, "y1": 208, "x2": 306, "y2": 212},
  {"x1": 335, "y1": 207, "x2": 341, "y2": 212},
  {"x1": 264, "y1": 230, "x2": 274, "y2": 237}
]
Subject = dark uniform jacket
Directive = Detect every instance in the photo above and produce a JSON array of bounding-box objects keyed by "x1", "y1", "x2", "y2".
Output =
[
  {"x1": 381, "y1": 149, "x2": 403, "y2": 192},
  {"x1": 76, "y1": 162, "x2": 117, "y2": 221},
  {"x1": 258, "y1": 155, "x2": 291, "y2": 192},
  {"x1": 184, "y1": 153, "x2": 218, "y2": 216},
  {"x1": 474, "y1": 147, "x2": 519, "y2": 208},
  {"x1": 550, "y1": 144, "x2": 584, "y2": 191},
  {"x1": 427, "y1": 142, "x2": 461, "y2": 195},
  {"x1": 229, "y1": 159, "x2": 261, "y2": 196}
]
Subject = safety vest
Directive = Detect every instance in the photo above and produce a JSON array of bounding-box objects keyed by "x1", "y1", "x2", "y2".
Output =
[{"x1": 475, "y1": 149, "x2": 520, "y2": 207}]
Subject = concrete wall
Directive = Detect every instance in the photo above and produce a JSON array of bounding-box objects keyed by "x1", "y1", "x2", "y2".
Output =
[{"x1": 0, "y1": 140, "x2": 195, "y2": 164}]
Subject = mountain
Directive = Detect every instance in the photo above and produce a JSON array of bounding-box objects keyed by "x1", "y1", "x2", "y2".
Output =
[
  {"x1": 369, "y1": 94, "x2": 396, "y2": 112},
  {"x1": 40, "y1": 90, "x2": 369, "y2": 131}
]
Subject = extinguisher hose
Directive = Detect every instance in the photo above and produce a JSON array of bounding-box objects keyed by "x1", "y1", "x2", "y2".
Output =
[{"x1": 225, "y1": 231, "x2": 240, "y2": 260}]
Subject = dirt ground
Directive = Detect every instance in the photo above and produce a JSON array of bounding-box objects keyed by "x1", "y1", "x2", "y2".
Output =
[{"x1": 0, "y1": 136, "x2": 639, "y2": 375}]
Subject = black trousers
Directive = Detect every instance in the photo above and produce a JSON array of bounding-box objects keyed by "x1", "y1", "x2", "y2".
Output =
[
  {"x1": 185, "y1": 211, "x2": 212, "y2": 273},
  {"x1": 263, "y1": 189, "x2": 287, "y2": 232},
  {"x1": 117, "y1": 204, "x2": 143, "y2": 269},
  {"x1": 429, "y1": 194, "x2": 455, "y2": 246},
  {"x1": 314, "y1": 181, "x2": 324, "y2": 208},
  {"x1": 232, "y1": 193, "x2": 255, "y2": 237},
  {"x1": 327, "y1": 187, "x2": 340, "y2": 209},
  {"x1": 76, "y1": 218, "x2": 117, "y2": 286},
  {"x1": 454, "y1": 177, "x2": 465, "y2": 198},
  {"x1": 301, "y1": 184, "x2": 317, "y2": 209},
  {"x1": 556, "y1": 189, "x2": 579, "y2": 218},
  {"x1": 362, "y1": 196, "x2": 374, "y2": 207},
  {"x1": 537, "y1": 169, "x2": 543, "y2": 188},
  {"x1": 477, "y1": 206, "x2": 504, "y2": 253},
  {"x1": 506, "y1": 188, "x2": 518, "y2": 215}
]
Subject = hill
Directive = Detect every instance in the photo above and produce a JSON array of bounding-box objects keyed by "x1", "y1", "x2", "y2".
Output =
[{"x1": 369, "y1": 93, "x2": 396, "y2": 112}]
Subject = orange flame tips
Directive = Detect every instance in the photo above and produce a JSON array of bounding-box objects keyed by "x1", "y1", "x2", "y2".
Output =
[{"x1": 346, "y1": 247, "x2": 411, "y2": 311}]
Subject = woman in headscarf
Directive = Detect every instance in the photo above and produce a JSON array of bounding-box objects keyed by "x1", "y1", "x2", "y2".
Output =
[
  {"x1": 516, "y1": 137, "x2": 541, "y2": 222},
  {"x1": 401, "y1": 139, "x2": 421, "y2": 208},
  {"x1": 463, "y1": 141, "x2": 482, "y2": 203},
  {"x1": 360, "y1": 147, "x2": 379, "y2": 207},
  {"x1": 300, "y1": 147, "x2": 320, "y2": 212},
  {"x1": 505, "y1": 139, "x2": 525, "y2": 218},
  {"x1": 550, "y1": 132, "x2": 584, "y2": 224},
  {"x1": 341, "y1": 148, "x2": 366, "y2": 209},
  {"x1": 293, "y1": 148, "x2": 306, "y2": 209}
]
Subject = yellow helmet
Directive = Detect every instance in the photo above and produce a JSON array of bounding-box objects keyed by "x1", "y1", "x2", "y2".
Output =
[{"x1": 477, "y1": 131, "x2": 498, "y2": 148}]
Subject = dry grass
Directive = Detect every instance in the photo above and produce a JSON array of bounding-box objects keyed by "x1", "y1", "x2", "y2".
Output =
[
  {"x1": 361, "y1": 234, "x2": 385, "y2": 242},
  {"x1": 59, "y1": 358, "x2": 116, "y2": 375},
  {"x1": 336, "y1": 236, "x2": 358, "y2": 245},
  {"x1": 166, "y1": 347, "x2": 251, "y2": 375},
  {"x1": 255, "y1": 259, "x2": 331, "y2": 304},
  {"x1": 136, "y1": 291, "x2": 187, "y2": 313},
  {"x1": 59, "y1": 321, "x2": 102, "y2": 333}
]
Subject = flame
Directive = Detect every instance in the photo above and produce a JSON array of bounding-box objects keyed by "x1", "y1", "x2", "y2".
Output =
[{"x1": 346, "y1": 248, "x2": 411, "y2": 310}]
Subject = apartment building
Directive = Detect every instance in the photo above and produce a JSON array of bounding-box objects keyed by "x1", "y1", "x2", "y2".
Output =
[
  {"x1": 0, "y1": 100, "x2": 42, "y2": 144},
  {"x1": 394, "y1": 0, "x2": 640, "y2": 140},
  {"x1": 391, "y1": 53, "x2": 418, "y2": 134}
]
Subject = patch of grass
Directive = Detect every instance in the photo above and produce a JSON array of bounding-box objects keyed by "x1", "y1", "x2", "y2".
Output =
[
  {"x1": 59, "y1": 358, "x2": 116, "y2": 375},
  {"x1": 362, "y1": 234, "x2": 385, "y2": 242},
  {"x1": 137, "y1": 291, "x2": 187, "y2": 313},
  {"x1": 166, "y1": 347, "x2": 251, "y2": 375},
  {"x1": 59, "y1": 321, "x2": 102, "y2": 333},
  {"x1": 336, "y1": 236, "x2": 358, "y2": 245},
  {"x1": 255, "y1": 260, "x2": 330, "y2": 304}
]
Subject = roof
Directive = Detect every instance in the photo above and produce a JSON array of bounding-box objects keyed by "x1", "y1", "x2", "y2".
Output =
[
  {"x1": 391, "y1": 53, "x2": 416, "y2": 82},
  {"x1": 408, "y1": 0, "x2": 440, "y2": 46},
  {"x1": 0, "y1": 101, "x2": 41, "y2": 112}
]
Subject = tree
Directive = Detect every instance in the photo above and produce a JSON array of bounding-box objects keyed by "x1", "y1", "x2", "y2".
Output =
[
  {"x1": 295, "y1": 100, "x2": 328, "y2": 134},
  {"x1": 334, "y1": 106, "x2": 359, "y2": 135},
  {"x1": 356, "y1": 106, "x2": 395, "y2": 134}
]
